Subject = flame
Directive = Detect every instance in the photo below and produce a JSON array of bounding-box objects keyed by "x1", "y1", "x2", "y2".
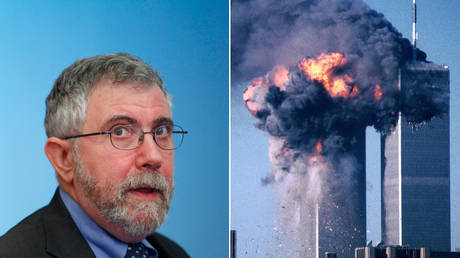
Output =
[
  {"x1": 308, "y1": 140, "x2": 326, "y2": 168},
  {"x1": 315, "y1": 140, "x2": 323, "y2": 153},
  {"x1": 250, "y1": 77, "x2": 267, "y2": 87},
  {"x1": 243, "y1": 85, "x2": 260, "y2": 115},
  {"x1": 243, "y1": 77, "x2": 269, "y2": 115},
  {"x1": 350, "y1": 85, "x2": 359, "y2": 98},
  {"x1": 298, "y1": 52, "x2": 358, "y2": 98},
  {"x1": 269, "y1": 66, "x2": 289, "y2": 90},
  {"x1": 243, "y1": 66, "x2": 289, "y2": 115},
  {"x1": 374, "y1": 84, "x2": 383, "y2": 100},
  {"x1": 282, "y1": 146, "x2": 289, "y2": 153}
]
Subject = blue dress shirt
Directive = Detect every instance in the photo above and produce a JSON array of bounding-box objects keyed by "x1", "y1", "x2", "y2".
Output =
[{"x1": 59, "y1": 188, "x2": 158, "y2": 258}]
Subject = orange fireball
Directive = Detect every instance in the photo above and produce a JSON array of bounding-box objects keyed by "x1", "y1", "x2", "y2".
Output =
[
  {"x1": 374, "y1": 85, "x2": 383, "y2": 100},
  {"x1": 269, "y1": 66, "x2": 289, "y2": 90},
  {"x1": 315, "y1": 140, "x2": 323, "y2": 153},
  {"x1": 298, "y1": 52, "x2": 358, "y2": 98}
]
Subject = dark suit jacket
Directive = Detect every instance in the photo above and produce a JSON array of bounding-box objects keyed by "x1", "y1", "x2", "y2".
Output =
[{"x1": 0, "y1": 189, "x2": 189, "y2": 258}]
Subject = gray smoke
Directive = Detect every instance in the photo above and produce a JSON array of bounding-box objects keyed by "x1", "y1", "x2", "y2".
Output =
[
  {"x1": 235, "y1": 0, "x2": 447, "y2": 168},
  {"x1": 232, "y1": 0, "x2": 425, "y2": 84},
  {"x1": 234, "y1": 0, "x2": 448, "y2": 256}
]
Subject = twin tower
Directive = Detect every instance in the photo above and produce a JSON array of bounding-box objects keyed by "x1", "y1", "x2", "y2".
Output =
[
  {"x1": 380, "y1": 65, "x2": 450, "y2": 251},
  {"x1": 317, "y1": 64, "x2": 450, "y2": 257}
]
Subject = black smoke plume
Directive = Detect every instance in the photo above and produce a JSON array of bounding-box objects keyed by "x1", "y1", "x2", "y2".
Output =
[
  {"x1": 232, "y1": 0, "x2": 426, "y2": 84},
  {"x1": 233, "y1": 0, "x2": 448, "y2": 256},
  {"x1": 234, "y1": 0, "x2": 448, "y2": 163}
]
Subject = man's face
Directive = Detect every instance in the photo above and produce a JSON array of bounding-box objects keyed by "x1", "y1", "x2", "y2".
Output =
[{"x1": 73, "y1": 81, "x2": 174, "y2": 239}]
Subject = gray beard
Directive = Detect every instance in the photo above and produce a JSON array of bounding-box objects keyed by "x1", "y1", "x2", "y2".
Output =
[{"x1": 73, "y1": 144, "x2": 174, "y2": 238}]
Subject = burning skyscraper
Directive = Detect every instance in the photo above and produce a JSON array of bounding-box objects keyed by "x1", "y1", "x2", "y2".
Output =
[
  {"x1": 380, "y1": 0, "x2": 451, "y2": 251},
  {"x1": 381, "y1": 64, "x2": 450, "y2": 251},
  {"x1": 232, "y1": 0, "x2": 449, "y2": 257}
]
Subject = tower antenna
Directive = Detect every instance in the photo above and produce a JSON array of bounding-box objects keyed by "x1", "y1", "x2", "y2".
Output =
[{"x1": 412, "y1": 0, "x2": 417, "y2": 61}]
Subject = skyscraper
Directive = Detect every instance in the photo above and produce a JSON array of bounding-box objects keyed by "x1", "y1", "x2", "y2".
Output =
[
  {"x1": 317, "y1": 128, "x2": 366, "y2": 258},
  {"x1": 381, "y1": 64, "x2": 450, "y2": 251}
]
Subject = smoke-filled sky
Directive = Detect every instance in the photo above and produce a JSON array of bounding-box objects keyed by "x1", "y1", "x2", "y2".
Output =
[
  {"x1": 231, "y1": 0, "x2": 460, "y2": 256},
  {"x1": 232, "y1": 0, "x2": 422, "y2": 84}
]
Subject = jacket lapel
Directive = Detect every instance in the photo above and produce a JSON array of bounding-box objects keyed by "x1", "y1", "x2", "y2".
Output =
[{"x1": 43, "y1": 189, "x2": 96, "y2": 258}]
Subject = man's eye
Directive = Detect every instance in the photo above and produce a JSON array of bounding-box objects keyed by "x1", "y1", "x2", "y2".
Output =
[
  {"x1": 112, "y1": 125, "x2": 133, "y2": 137},
  {"x1": 155, "y1": 125, "x2": 171, "y2": 138}
]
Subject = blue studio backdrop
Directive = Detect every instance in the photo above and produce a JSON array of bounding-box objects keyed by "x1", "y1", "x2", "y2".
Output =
[{"x1": 0, "y1": 1, "x2": 228, "y2": 257}]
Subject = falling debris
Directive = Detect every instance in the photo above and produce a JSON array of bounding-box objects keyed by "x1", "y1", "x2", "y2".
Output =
[{"x1": 233, "y1": 0, "x2": 448, "y2": 256}]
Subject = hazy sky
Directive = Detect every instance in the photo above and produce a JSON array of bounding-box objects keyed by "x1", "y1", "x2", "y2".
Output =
[
  {"x1": 0, "y1": 1, "x2": 228, "y2": 257},
  {"x1": 231, "y1": 0, "x2": 460, "y2": 256}
]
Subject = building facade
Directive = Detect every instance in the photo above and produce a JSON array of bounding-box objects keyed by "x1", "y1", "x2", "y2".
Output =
[
  {"x1": 318, "y1": 128, "x2": 367, "y2": 257},
  {"x1": 381, "y1": 65, "x2": 450, "y2": 251}
]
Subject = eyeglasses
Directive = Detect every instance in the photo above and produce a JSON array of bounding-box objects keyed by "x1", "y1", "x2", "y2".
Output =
[{"x1": 63, "y1": 124, "x2": 188, "y2": 150}]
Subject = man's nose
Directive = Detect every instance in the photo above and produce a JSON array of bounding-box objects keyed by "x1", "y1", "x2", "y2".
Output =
[{"x1": 134, "y1": 133, "x2": 162, "y2": 170}]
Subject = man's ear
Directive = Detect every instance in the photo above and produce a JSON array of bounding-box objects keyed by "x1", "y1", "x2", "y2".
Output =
[{"x1": 45, "y1": 137, "x2": 75, "y2": 184}]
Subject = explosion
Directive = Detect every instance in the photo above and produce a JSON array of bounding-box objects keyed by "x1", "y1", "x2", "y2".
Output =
[
  {"x1": 234, "y1": 0, "x2": 448, "y2": 256},
  {"x1": 298, "y1": 53, "x2": 358, "y2": 98}
]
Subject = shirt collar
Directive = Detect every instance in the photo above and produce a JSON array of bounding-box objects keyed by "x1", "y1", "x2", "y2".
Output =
[{"x1": 59, "y1": 187, "x2": 157, "y2": 258}]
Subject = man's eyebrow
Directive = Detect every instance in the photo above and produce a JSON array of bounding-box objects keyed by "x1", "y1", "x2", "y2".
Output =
[
  {"x1": 153, "y1": 116, "x2": 174, "y2": 127},
  {"x1": 103, "y1": 115, "x2": 138, "y2": 128}
]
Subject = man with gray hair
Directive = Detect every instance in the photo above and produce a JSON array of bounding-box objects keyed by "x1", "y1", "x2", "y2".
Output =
[{"x1": 0, "y1": 53, "x2": 189, "y2": 258}]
